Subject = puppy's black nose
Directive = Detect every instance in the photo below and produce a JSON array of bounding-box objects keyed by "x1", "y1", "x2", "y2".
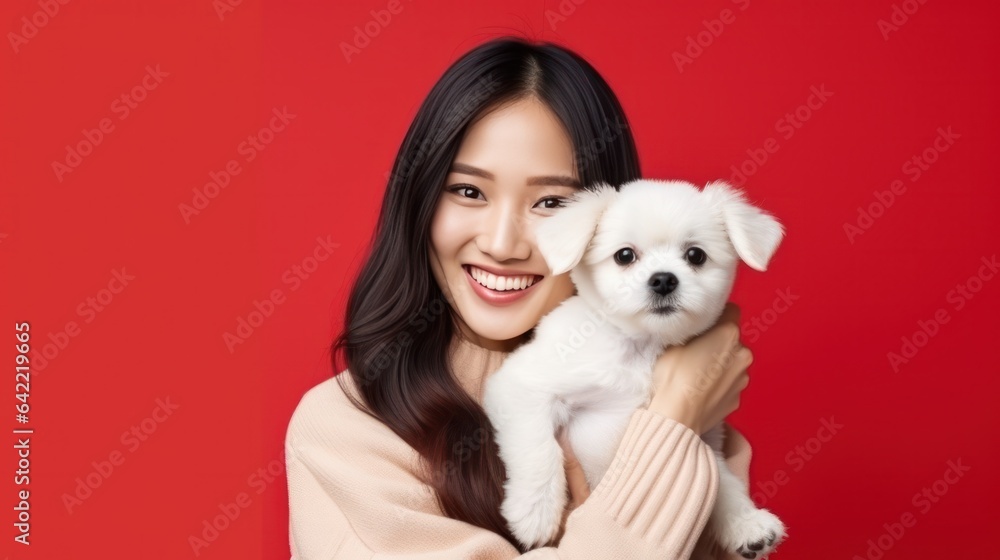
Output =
[{"x1": 648, "y1": 272, "x2": 678, "y2": 296}]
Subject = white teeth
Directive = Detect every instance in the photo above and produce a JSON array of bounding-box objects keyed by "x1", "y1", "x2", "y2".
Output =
[{"x1": 468, "y1": 266, "x2": 537, "y2": 292}]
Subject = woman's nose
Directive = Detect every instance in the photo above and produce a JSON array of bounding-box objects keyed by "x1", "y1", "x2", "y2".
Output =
[{"x1": 477, "y1": 204, "x2": 531, "y2": 262}]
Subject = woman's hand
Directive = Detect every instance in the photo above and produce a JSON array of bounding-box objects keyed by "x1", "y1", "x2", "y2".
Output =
[
  {"x1": 553, "y1": 425, "x2": 590, "y2": 543},
  {"x1": 647, "y1": 303, "x2": 753, "y2": 435}
]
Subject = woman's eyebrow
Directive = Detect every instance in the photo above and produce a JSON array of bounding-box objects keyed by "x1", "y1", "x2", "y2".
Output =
[
  {"x1": 527, "y1": 175, "x2": 582, "y2": 188},
  {"x1": 450, "y1": 162, "x2": 581, "y2": 188}
]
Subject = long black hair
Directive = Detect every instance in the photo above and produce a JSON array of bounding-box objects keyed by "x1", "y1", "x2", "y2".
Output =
[{"x1": 333, "y1": 36, "x2": 641, "y2": 552}]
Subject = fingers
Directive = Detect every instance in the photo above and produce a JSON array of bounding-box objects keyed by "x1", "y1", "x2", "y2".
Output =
[
  {"x1": 727, "y1": 351, "x2": 752, "y2": 416},
  {"x1": 729, "y1": 396, "x2": 741, "y2": 415},
  {"x1": 730, "y1": 346, "x2": 752, "y2": 391},
  {"x1": 734, "y1": 345, "x2": 753, "y2": 370},
  {"x1": 707, "y1": 303, "x2": 742, "y2": 351},
  {"x1": 718, "y1": 302, "x2": 741, "y2": 326},
  {"x1": 736, "y1": 371, "x2": 750, "y2": 391},
  {"x1": 716, "y1": 304, "x2": 750, "y2": 369}
]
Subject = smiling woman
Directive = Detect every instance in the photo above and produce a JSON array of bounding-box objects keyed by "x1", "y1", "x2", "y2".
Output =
[
  {"x1": 285, "y1": 36, "x2": 755, "y2": 560},
  {"x1": 429, "y1": 97, "x2": 582, "y2": 350}
]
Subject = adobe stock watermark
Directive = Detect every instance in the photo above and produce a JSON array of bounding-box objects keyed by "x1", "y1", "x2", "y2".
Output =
[
  {"x1": 359, "y1": 295, "x2": 449, "y2": 387},
  {"x1": 434, "y1": 427, "x2": 491, "y2": 486},
  {"x1": 728, "y1": 84, "x2": 834, "y2": 188},
  {"x1": 188, "y1": 457, "x2": 285, "y2": 556},
  {"x1": 843, "y1": 126, "x2": 959, "y2": 244},
  {"x1": 385, "y1": 72, "x2": 500, "y2": 186},
  {"x1": 212, "y1": 0, "x2": 245, "y2": 22},
  {"x1": 574, "y1": 118, "x2": 629, "y2": 177},
  {"x1": 672, "y1": 0, "x2": 751, "y2": 73},
  {"x1": 395, "y1": 483, "x2": 437, "y2": 524},
  {"x1": 553, "y1": 256, "x2": 662, "y2": 362},
  {"x1": 418, "y1": 115, "x2": 629, "y2": 191},
  {"x1": 552, "y1": 256, "x2": 773, "y2": 365},
  {"x1": 394, "y1": 424, "x2": 493, "y2": 522},
  {"x1": 741, "y1": 287, "x2": 799, "y2": 344},
  {"x1": 222, "y1": 235, "x2": 338, "y2": 353},
  {"x1": 684, "y1": 340, "x2": 745, "y2": 406},
  {"x1": 179, "y1": 106, "x2": 295, "y2": 224},
  {"x1": 30, "y1": 267, "x2": 135, "y2": 373},
  {"x1": 851, "y1": 457, "x2": 969, "y2": 560},
  {"x1": 877, "y1": 0, "x2": 931, "y2": 41},
  {"x1": 751, "y1": 416, "x2": 843, "y2": 508},
  {"x1": 61, "y1": 397, "x2": 179, "y2": 514},
  {"x1": 545, "y1": 0, "x2": 588, "y2": 31},
  {"x1": 887, "y1": 254, "x2": 996, "y2": 372},
  {"x1": 8, "y1": 0, "x2": 72, "y2": 54},
  {"x1": 51, "y1": 65, "x2": 169, "y2": 183},
  {"x1": 340, "y1": 0, "x2": 412, "y2": 63}
]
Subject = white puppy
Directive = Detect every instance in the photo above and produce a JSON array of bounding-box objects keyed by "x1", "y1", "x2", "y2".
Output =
[{"x1": 482, "y1": 179, "x2": 787, "y2": 557}]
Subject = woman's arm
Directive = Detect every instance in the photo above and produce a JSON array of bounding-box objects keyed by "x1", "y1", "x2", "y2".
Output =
[
  {"x1": 546, "y1": 408, "x2": 721, "y2": 558},
  {"x1": 556, "y1": 421, "x2": 754, "y2": 560},
  {"x1": 286, "y1": 379, "x2": 722, "y2": 559},
  {"x1": 553, "y1": 303, "x2": 757, "y2": 559}
]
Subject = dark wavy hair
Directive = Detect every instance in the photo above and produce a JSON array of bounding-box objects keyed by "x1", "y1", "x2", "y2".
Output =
[{"x1": 333, "y1": 36, "x2": 641, "y2": 552}]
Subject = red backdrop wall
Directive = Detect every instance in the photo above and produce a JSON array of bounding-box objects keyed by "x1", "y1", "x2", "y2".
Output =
[{"x1": 3, "y1": 0, "x2": 998, "y2": 558}]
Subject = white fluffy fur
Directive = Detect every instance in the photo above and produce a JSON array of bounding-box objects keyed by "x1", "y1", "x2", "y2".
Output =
[{"x1": 482, "y1": 179, "x2": 787, "y2": 556}]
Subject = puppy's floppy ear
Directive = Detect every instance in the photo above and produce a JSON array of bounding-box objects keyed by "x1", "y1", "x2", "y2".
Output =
[
  {"x1": 536, "y1": 184, "x2": 619, "y2": 276},
  {"x1": 703, "y1": 180, "x2": 784, "y2": 271}
]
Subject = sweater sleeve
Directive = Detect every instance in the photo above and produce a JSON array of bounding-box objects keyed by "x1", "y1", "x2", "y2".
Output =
[
  {"x1": 549, "y1": 409, "x2": 721, "y2": 559},
  {"x1": 285, "y1": 377, "x2": 721, "y2": 560}
]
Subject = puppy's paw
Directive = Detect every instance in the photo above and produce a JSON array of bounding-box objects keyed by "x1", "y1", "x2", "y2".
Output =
[
  {"x1": 501, "y1": 487, "x2": 564, "y2": 549},
  {"x1": 713, "y1": 506, "x2": 786, "y2": 559}
]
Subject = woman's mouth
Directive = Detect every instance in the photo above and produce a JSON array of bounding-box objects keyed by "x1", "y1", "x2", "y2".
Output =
[{"x1": 463, "y1": 265, "x2": 543, "y2": 306}]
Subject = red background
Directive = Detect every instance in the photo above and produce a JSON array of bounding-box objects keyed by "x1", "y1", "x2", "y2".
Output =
[{"x1": 3, "y1": 0, "x2": 998, "y2": 558}]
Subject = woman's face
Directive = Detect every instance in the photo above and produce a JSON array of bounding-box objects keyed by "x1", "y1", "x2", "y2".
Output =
[{"x1": 429, "y1": 96, "x2": 580, "y2": 352}]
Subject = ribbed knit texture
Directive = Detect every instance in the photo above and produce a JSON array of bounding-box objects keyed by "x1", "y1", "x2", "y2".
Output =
[{"x1": 285, "y1": 335, "x2": 753, "y2": 559}]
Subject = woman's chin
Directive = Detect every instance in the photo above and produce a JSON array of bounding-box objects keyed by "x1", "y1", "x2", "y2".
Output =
[
  {"x1": 456, "y1": 308, "x2": 533, "y2": 350},
  {"x1": 463, "y1": 320, "x2": 529, "y2": 346}
]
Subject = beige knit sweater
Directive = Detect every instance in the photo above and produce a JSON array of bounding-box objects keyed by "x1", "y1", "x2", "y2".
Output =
[{"x1": 285, "y1": 334, "x2": 754, "y2": 559}]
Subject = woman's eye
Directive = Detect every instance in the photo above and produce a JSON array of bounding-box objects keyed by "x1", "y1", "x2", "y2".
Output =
[
  {"x1": 536, "y1": 197, "x2": 567, "y2": 210},
  {"x1": 448, "y1": 184, "x2": 484, "y2": 200},
  {"x1": 447, "y1": 186, "x2": 566, "y2": 210}
]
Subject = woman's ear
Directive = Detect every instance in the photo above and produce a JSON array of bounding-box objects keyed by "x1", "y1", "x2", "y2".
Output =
[
  {"x1": 702, "y1": 180, "x2": 785, "y2": 272},
  {"x1": 536, "y1": 184, "x2": 619, "y2": 276}
]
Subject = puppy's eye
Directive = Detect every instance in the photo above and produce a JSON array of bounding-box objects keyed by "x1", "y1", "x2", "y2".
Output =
[
  {"x1": 614, "y1": 248, "x2": 635, "y2": 266},
  {"x1": 686, "y1": 247, "x2": 707, "y2": 266}
]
